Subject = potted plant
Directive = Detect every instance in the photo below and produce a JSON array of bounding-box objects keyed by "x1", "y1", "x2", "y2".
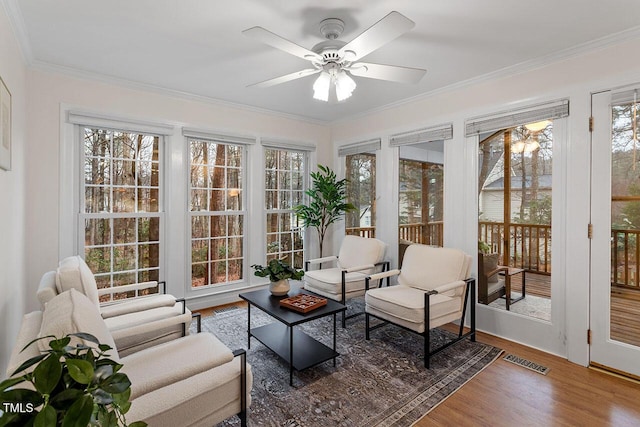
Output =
[
  {"x1": 252, "y1": 259, "x2": 305, "y2": 296},
  {"x1": 294, "y1": 164, "x2": 355, "y2": 257},
  {"x1": 0, "y1": 333, "x2": 145, "y2": 427}
]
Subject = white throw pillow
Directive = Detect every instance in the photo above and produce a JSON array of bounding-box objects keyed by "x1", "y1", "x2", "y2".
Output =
[{"x1": 39, "y1": 289, "x2": 119, "y2": 360}]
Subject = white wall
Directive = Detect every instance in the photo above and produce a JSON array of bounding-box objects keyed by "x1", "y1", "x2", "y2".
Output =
[
  {"x1": 0, "y1": 4, "x2": 28, "y2": 378},
  {"x1": 331, "y1": 37, "x2": 640, "y2": 365}
]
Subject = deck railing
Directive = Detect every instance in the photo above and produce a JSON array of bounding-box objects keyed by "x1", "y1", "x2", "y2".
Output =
[
  {"x1": 346, "y1": 226, "x2": 376, "y2": 238},
  {"x1": 479, "y1": 221, "x2": 551, "y2": 275},
  {"x1": 612, "y1": 228, "x2": 640, "y2": 289},
  {"x1": 347, "y1": 222, "x2": 444, "y2": 247}
]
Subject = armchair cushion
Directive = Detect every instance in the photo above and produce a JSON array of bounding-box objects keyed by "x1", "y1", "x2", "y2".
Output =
[
  {"x1": 337, "y1": 235, "x2": 387, "y2": 270},
  {"x1": 304, "y1": 269, "x2": 370, "y2": 300},
  {"x1": 398, "y1": 245, "x2": 469, "y2": 291},
  {"x1": 38, "y1": 289, "x2": 119, "y2": 359},
  {"x1": 55, "y1": 256, "x2": 100, "y2": 307},
  {"x1": 365, "y1": 285, "x2": 460, "y2": 331}
]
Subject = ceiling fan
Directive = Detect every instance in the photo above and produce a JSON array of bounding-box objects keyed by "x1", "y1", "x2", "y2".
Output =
[{"x1": 243, "y1": 11, "x2": 426, "y2": 102}]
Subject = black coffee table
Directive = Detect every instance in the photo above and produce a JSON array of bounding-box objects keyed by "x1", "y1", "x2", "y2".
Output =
[{"x1": 239, "y1": 285, "x2": 346, "y2": 386}]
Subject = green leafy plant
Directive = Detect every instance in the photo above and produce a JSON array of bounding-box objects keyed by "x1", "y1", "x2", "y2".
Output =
[
  {"x1": 0, "y1": 333, "x2": 145, "y2": 427},
  {"x1": 252, "y1": 259, "x2": 304, "y2": 282},
  {"x1": 294, "y1": 164, "x2": 356, "y2": 256},
  {"x1": 478, "y1": 240, "x2": 492, "y2": 254}
]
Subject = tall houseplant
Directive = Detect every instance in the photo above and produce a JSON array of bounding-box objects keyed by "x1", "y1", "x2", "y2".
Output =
[{"x1": 294, "y1": 165, "x2": 355, "y2": 257}]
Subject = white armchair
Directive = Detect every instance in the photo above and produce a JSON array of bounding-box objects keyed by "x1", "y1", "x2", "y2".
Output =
[
  {"x1": 37, "y1": 256, "x2": 195, "y2": 356},
  {"x1": 364, "y1": 244, "x2": 475, "y2": 368},
  {"x1": 303, "y1": 235, "x2": 389, "y2": 327},
  {"x1": 7, "y1": 289, "x2": 252, "y2": 427}
]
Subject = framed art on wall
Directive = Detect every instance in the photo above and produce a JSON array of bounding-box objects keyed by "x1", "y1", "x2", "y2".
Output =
[{"x1": 0, "y1": 76, "x2": 11, "y2": 171}]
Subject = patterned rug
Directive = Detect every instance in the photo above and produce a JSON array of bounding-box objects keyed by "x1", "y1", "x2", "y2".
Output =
[{"x1": 195, "y1": 300, "x2": 502, "y2": 427}]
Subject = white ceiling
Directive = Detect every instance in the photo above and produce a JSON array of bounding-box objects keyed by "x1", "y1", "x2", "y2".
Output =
[{"x1": 9, "y1": 0, "x2": 640, "y2": 122}]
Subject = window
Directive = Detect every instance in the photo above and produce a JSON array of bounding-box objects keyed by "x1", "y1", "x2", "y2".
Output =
[
  {"x1": 265, "y1": 148, "x2": 306, "y2": 268},
  {"x1": 345, "y1": 153, "x2": 376, "y2": 237},
  {"x1": 398, "y1": 157, "x2": 443, "y2": 247},
  {"x1": 81, "y1": 128, "x2": 162, "y2": 301},
  {"x1": 189, "y1": 139, "x2": 245, "y2": 287}
]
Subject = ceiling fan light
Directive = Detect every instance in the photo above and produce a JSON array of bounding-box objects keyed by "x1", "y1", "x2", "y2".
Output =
[
  {"x1": 510, "y1": 140, "x2": 526, "y2": 153},
  {"x1": 313, "y1": 72, "x2": 331, "y2": 101},
  {"x1": 524, "y1": 120, "x2": 551, "y2": 132},
  {"x1": 335, "y1": 71, "x2": 356, "y2": 101}
]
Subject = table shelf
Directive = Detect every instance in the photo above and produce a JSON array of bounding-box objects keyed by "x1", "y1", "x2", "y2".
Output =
[{"x1": 250, "y1": 322, "x2": 338, "y2": 371}]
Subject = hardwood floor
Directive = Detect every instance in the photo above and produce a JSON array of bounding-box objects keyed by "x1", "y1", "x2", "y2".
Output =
[
  {"x1": 417, "y1": 326, "x2": 640, "y2": 427},
  {"x1": 195, "y1": 301, "x2": 640, "y2": 426}
]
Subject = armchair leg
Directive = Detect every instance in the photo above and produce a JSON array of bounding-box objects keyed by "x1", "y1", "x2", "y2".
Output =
[
  {"x1": 425, "y1": 293, "x2": 431, "y2": 369},
  {"x1": 471, "y1": 279, "x2": 476, "y2": 342},
  {"x1": 365, "y1": 312, "x2": 370, "y2": 340},
  {"x1": 232, "y1": 349, "x2": 247, "y2": 427},
  {"x1": 192, "y1": 312, "x2": 202, "y2": 333},
  {"x1": 341, "y1": 271, "x2": 347, "y2": 328}
]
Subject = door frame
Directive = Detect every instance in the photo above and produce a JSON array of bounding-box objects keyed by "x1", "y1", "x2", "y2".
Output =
[{"x1": 589, "y1": 88, "x2": 640, "y2": 377}]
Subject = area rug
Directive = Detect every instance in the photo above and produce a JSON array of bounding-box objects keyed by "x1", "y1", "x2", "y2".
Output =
[{"x1": 195, "y1": 301, "x2": 502, "y2": 427}]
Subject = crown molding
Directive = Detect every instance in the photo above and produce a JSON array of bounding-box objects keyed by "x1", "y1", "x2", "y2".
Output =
[
  {"x1": 330, "y1": 25, "x2": 640, "y2": 125},
  {"x1": 2, "y1": 0, "x2": 34, "y2": 64},
  {"x1": 28, "y1": 59, "x2": 329, "y2": 126}
]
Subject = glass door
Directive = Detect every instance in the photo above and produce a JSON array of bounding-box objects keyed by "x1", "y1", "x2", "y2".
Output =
[{"x1": 591, "y1": 89, "x2": 640, "y2": 377}]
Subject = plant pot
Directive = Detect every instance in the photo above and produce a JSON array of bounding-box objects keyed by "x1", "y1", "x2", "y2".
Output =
[{"x1": 269, "y1": 279, "x2": 290, "y2": 296}]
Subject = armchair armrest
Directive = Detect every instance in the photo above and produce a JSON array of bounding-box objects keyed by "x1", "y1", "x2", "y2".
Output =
[
  {"x1": 110, "y1": 311, "x2": 193, "y2": 344},
  {"x1": 99, "y1": 294, "x2": 178, "y2": 319},
  {"x1": 343, "y1": 263, "x2": 375, "y2": 273},
  {"x1": 367, "y1": 269, "x2": 401, "y2": 282},
  {"x1": 365, "y1": 269, "x2": 401, "y2": 291},
  {"x1": 97, "y1": 280, "x2": 161, "y2": 297},
  {"x1": 305, "y1": 255, "x2": 338, "y2": 269},
  {"x1": 485, "y1": 266, "x2": 510, "y2": 277},
  {"x1": 122, "y1": 333, "x2": 234, "y2": 399},
  {"x1": 430, "y1": 280, "x2": 466, "y2": 295}
]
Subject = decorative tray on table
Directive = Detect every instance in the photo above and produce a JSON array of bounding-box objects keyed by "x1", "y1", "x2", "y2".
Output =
[{"x1": 279, "y1": 293, "x2": 327, "y2": 313}]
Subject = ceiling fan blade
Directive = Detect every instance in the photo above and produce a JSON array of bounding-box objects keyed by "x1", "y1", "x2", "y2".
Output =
[
  {"x1": 338, "y1": 11, "x2": 415, "y2": 62},
  {"x1": 243, "y1": 26, "x2": 323, "y2": 62},
  {"x1": 248, "y1": 68, "x2": 321, "y2": 88},
  {"x1": 347, "y1": 62, "x2": 426, "y2": 84}
]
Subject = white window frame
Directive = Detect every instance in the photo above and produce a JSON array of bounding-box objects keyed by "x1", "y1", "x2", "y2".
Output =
[
  {"x1": 60, "y1": 110, "x2": 173, "y2": 299},
  {"x1": 186, "y1": 132, "x2": 250, "y2": 294},
  {"x1": 263, "y1": 146, "x2": 308, "y2": 268}
]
